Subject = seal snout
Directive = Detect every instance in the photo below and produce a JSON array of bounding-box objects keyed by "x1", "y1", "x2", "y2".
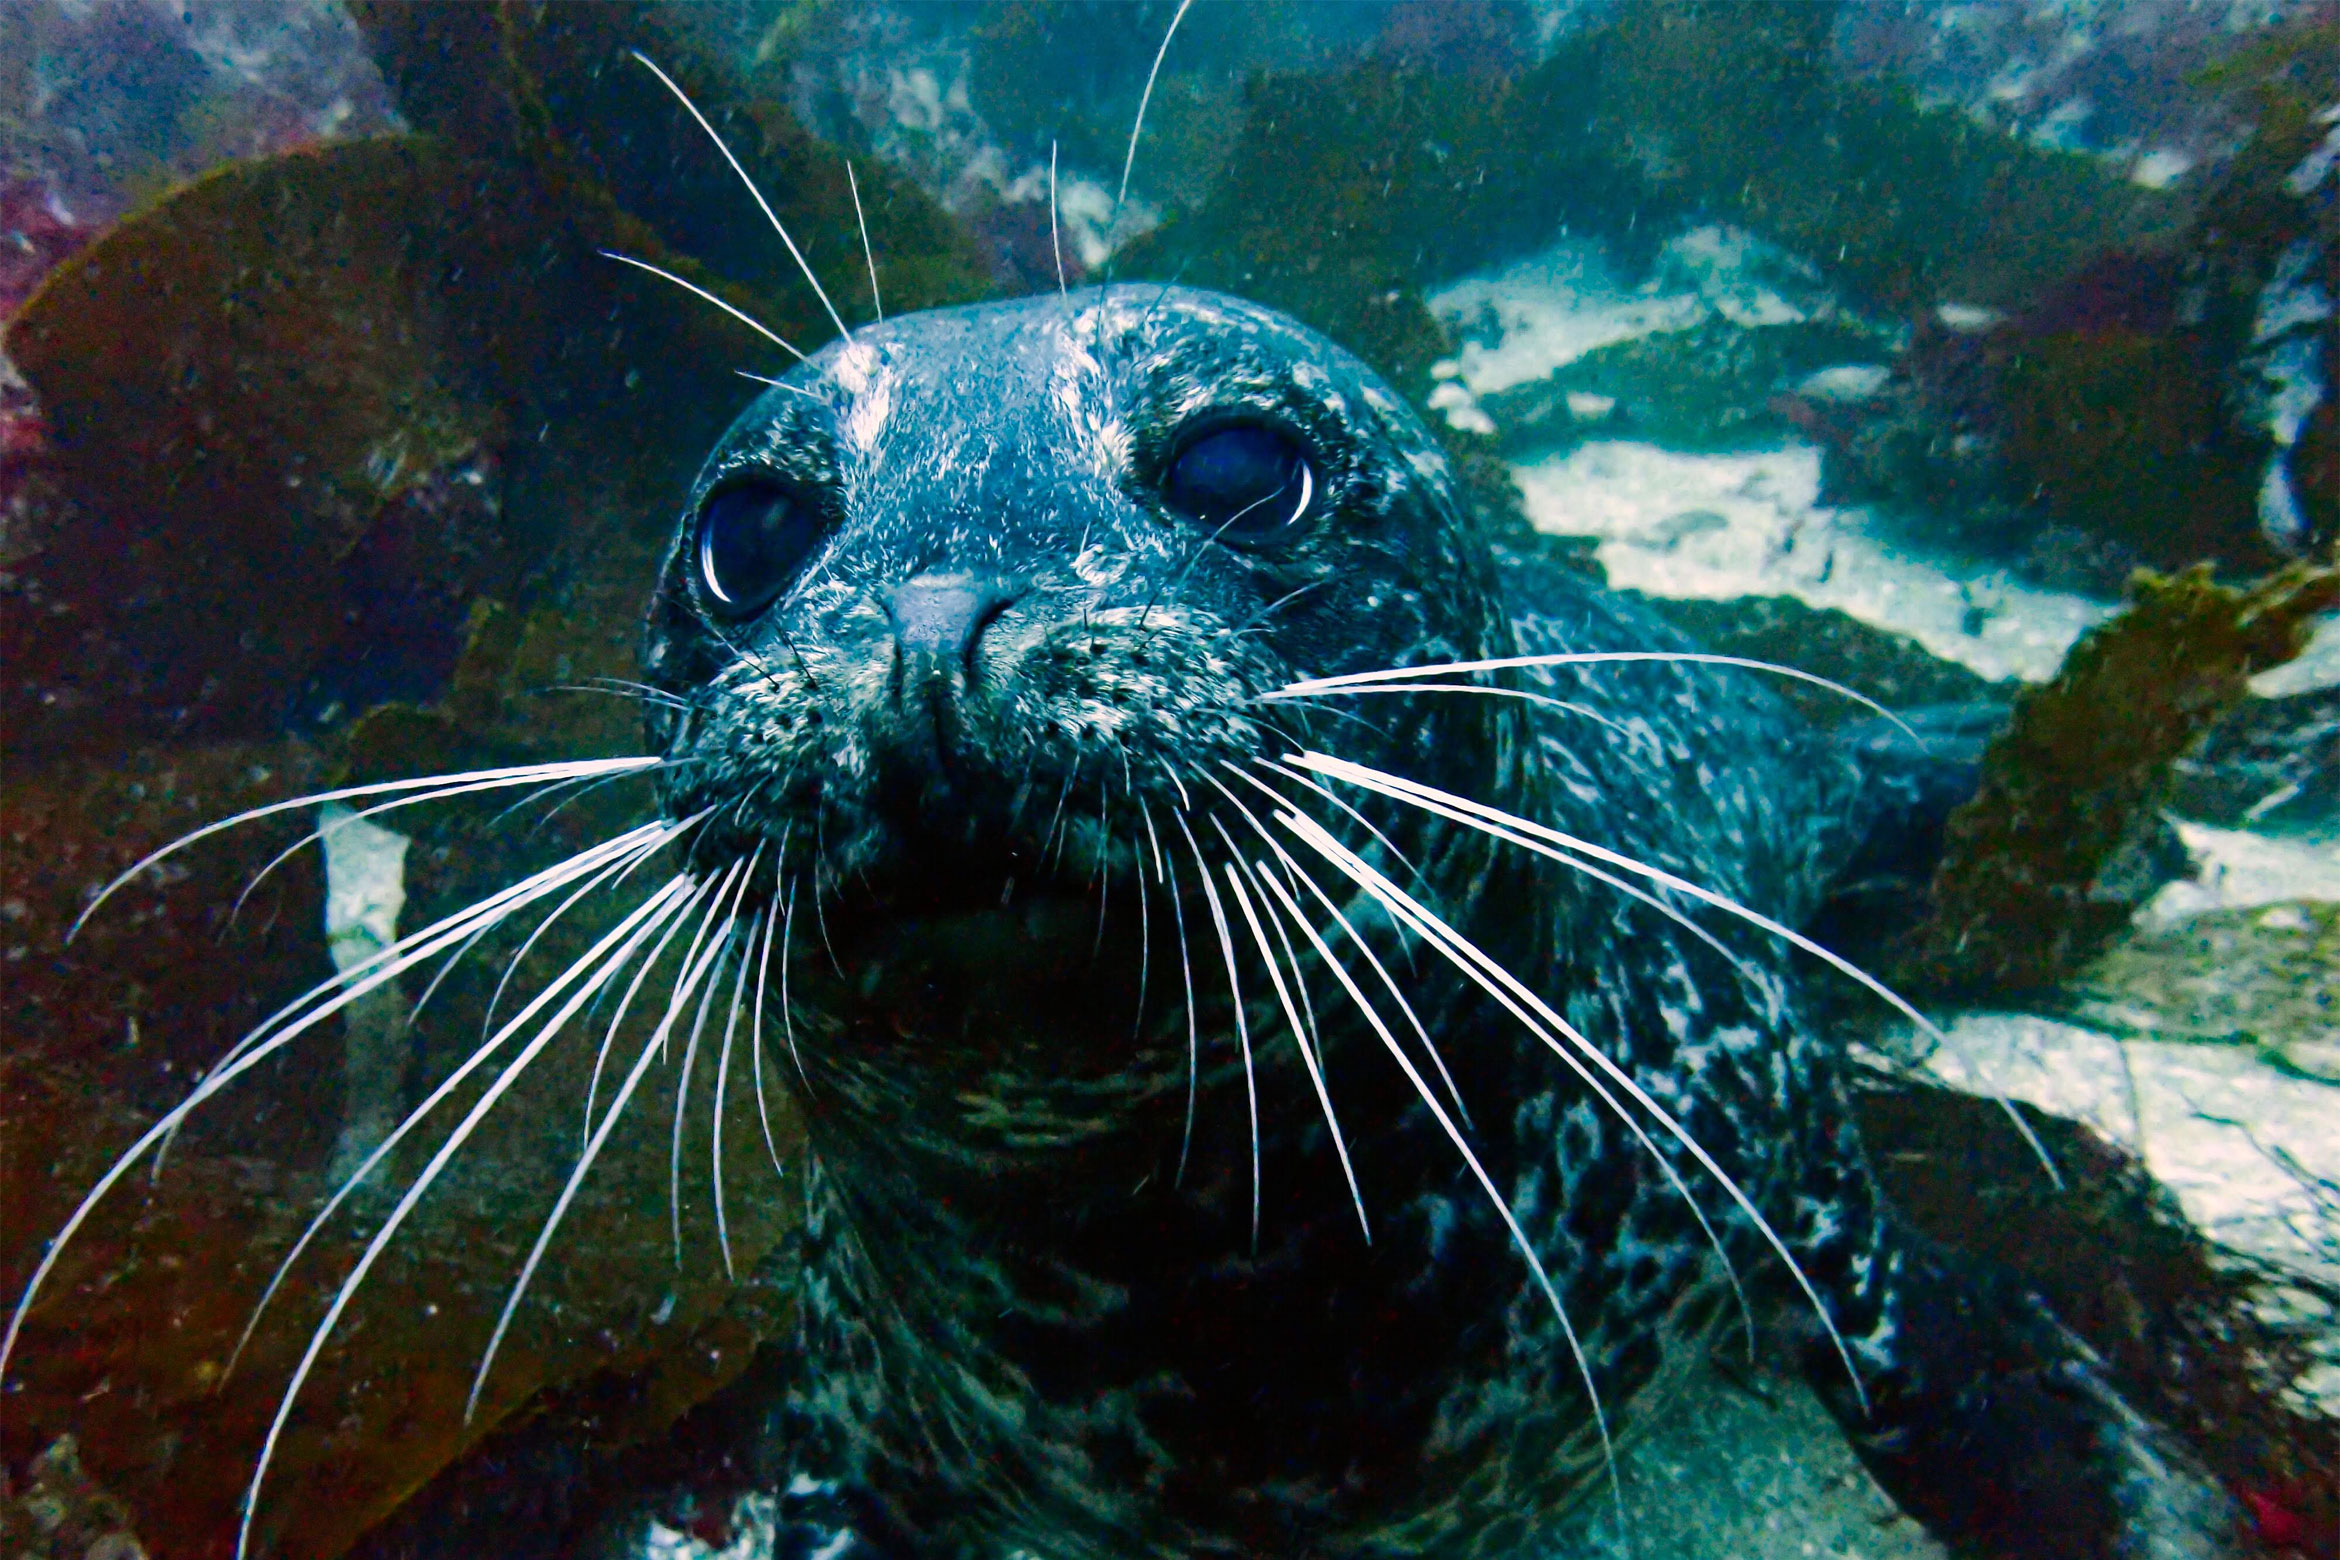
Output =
[
  {"x1": 884, "y1": 572, "x2": 1023, "y2": 680},
  {"x1": 873, "y1": 571, "x2": 1027, "y2": 798}
]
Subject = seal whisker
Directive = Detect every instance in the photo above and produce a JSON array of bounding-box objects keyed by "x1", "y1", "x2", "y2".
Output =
[
  {"x1": 235, "y1": 870, "x2": 702, "y2": 1560},
  {"x1": 671, "y1": 857, "x2": 761, "y2": 1266},
  {"x1": 153, "y1": 818, "x2": 683, "y2": 1186},
  {"x1": 68, "y1": 755, "x2": 663, "y2": 943},
  {"x1": 227, "y1": 772, "x2": 590, "y2": 932},
  {"x1": 1274, "y1": 653, "x2": 1916, "y2": 742},
  {"x1": 846, "y1": 159, "x2": 883, "y2": 323},
  {"x1": 672, "y1": 925, "x2": 740, "y2": 1263},
  {"x1": 1131, "y1": 811, "x2": 1153, "y2": 1034},
  {"x1": 1176, "y1": 814, "x2": 1260, "y2": 1245},
  {"x1": 628, "y1": 51, "x2": 853, "y2": 345},
  {"x1": 479, "y1": 817, "x2": 684, "y2": 1042},
  {"x1": 1049, "y1": 139, "x2": 1068, "y2": 300},
  {"x1": 713, "y1": 907, "x2": 764, "y2": 1279},
  {"x1": 1271, "y1": 681, "x2": 1638, "y2": 742},
  {"x1": 1217, "y1": 843, "x2": 1370, "y2": 1244},
  {"x1": 1231, "y1": 578, "x2": 1331, "y2": 639},
  {"x1": 1090, "y1": 787, "x2": 1113, "y2": 954},
  {"x1": 1112, "y1": 0, "x2": 1194, "y2": 231},
  {"x1": 811, "y1": 853, "x2": 845, "y2": 977},
  {"x1": 585, "y1": 871, "x2": 725, "y2": 1148},
  {"x1": 1204, "y1": 787, "x2": 1326, "y2": 1051},
  {"x1": 1219, "y1": 768, "x2": 1470, "y2": 1128},
  {"x1": 735, "y1": 369, "x2": 826, "y2": 403},
  {"x1": 470, "y1": 866, "x2": 760, "y2": 1425},
  {"x1": 1242, "y1": 859, "x2": 1629, "y2": 1539},
  {"x1": 658, "y1": 856, "x2": 752, "y2": 1066},
  {"x1": 779, "y1": 875, "x2": 808, "y2": 1087},
  {"x1": 221, "y1": 838, "x2": 693, "y2": 1383},
  {"x1": 1280, "y1": 808, "x2": 1858, "y2": 1410},
  {"x1": 1265, "y1": 804, "x2": 1760, "y2": 1357},
  {"x1": 750, "y1": 831, "x2": 795, "y2": 1170},
  {"x1": 1149, "y1": 754, "x2": 1192, "y2": 812},
  {"x1": 1159, "y1": 843, "x2": 1202, "y2": 1185},
  {"x1": 600, "y1": 250, "x2": 816, "y2": 366},
  {"x1": 1296, "y1": 751, "x2": 2063, "y2": 1188}
]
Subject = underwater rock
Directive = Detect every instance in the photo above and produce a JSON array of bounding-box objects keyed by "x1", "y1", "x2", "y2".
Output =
[
  {"x1": 2175, "y1": 687, "x2": 2340, "y2": 832},
  {"x1": 1812, "y1": 70, "x2": 2337, "y2": 588},
  {"x1": 2, "y1": 138, "x2": 523, "y2": 751},
  {"x1": 1478, "y1": 316, "x2": 1895, "y2": 456},
  {"x1": 0, "y1": 1434, "x2": 150, "y2": 1560}
]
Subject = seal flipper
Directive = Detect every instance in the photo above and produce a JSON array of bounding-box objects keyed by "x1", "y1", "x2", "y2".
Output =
[{"x1": 1795, "y1": 1198, "x2": 2243, "y2": 1559}]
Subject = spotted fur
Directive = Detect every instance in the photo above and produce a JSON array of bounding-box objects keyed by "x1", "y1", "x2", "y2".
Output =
[{"x1": 623, "y1": 286, "x2": 2241, "y2": 1560}]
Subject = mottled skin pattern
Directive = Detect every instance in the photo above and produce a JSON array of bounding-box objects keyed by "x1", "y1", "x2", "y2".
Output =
[{"x1": 629, "y1": 287, "x2": 2239, "y2": 1560}]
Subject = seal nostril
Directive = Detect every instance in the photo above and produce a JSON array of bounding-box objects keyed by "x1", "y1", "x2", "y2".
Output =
[{"x1": 885, "y1": 574, "x2": 1025, "y2": 677}]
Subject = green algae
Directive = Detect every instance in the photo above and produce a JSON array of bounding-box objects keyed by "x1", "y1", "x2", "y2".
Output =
[{"x1": 1893, "y1": 563, "x2": 2340, "y2": 997}]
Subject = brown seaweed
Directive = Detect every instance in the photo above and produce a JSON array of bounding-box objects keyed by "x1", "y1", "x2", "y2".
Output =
[{"x1": 1892, "y1": 562, "x2": 2340, "y2": 996}]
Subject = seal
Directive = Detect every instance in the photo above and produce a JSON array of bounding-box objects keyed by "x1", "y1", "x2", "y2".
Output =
[{"x1": 601, "y1": 283, "x2": 2243, "y2": 1560}]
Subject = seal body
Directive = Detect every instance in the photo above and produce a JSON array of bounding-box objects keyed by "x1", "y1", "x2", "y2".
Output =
[{"x1": 626, "y1": 286, "x2": 2239, "y2": 1560}]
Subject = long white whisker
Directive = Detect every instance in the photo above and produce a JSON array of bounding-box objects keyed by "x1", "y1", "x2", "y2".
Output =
[
  {"x1": 583, "y1": 872, "x2": 725, "y2": 1146},
  {"x1": 1204, "y1": 788, "x2": 1327, "y2": 1051},
  {"x1": 1217, "y1": 851, "x2": 1370, "y2": 1244},
  {"x1": 157, "y1": 819, "x2": 680, "y2": 1182},
  {"x1": 229, "y1": 770, "x2": 590, "y2": 929},
  {"x1": 670, "y1": 862, "x2": 759, "y2": 1266},
  {"x1": 1281, "y1": 809, "x2": 1856, "y2": 1410},
  {"x1": 1175, "y1": 813, "x2": 1258, "y2": 1244},
  {"x1": 469, "y1": 862, "x2": 757, "y2": 1420},
  {"x1": 1218, "y1": 776, "x2": 1470, "y2": 1127},
  {"x1": 629, "y1": 51, "x2": 853, "y2": 345},
  {"x1": 601, "y1": 251, "x2": 813, "y2": 364},
  {"x1": 1273, "y1": 654, "x2": 1915, "y2": 741},
  {"x1": 1272, "y1": 681, "x2": 1637, "y2": 741},
  {"x1": 778, "y1": 876, "x2": 806, "y2": 1085},
  {"x1": 1115, "y1": 0, "x2": 1194, "y2": 221},
  {"x1": 234, "y1": 869, "x2": 700, "y2": 1560},
  {"x1": 1295, "y1": 752, "x2": 2062, "y2": 1187},
  {"x1": 846, "y1": 160, "x2": 883, "y2": 323},
  {"x1": 1265, "y1": 817, "x2": 1757, "y2": 1357},
  {"x1": 1049, "y1": 139, "x2": 1068, "y2": 298},
  {"x1": 1253, "y1": 759, "x2": 1422, "y2": 889},
  {"x1": 1132, "y1": 809, "x2": 1153, "y2": 1038},
  {"x1": 68, "y1": 756, "x2": 660, "y2": 942},
  {"x1": 750, "y1": 862, "x2": 788, "y2": 1175},
  {"x1": 656, "y1": 857, "x2": 748, "y2": 1065},
  {"x1": 1242, "y1": 852, "x2": 1625, "y2": 1534},
  {"x1": 734, "y1": 368, "x2": 826, "y2": 403},
  {"x1": 712, "y1": 907, "x2": 763, "y2": 1280},
  {"x1": 478, "y1": 815, "x2": 685, "y2": 1041},
  {"x1": 222, "y1": 870, "x2": 696, "y2": 1382},
  {"x1": 1159, "y1": 847, "x2": 1201, "y2": 1183},
  {"x1": 4, "y1": 821, "x2": 673, "y2": 1387}
]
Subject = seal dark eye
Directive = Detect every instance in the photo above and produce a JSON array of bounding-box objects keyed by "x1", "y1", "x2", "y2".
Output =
[
  {"x1": 1162, "y1": 423, "x2": 1317, "y2": 546},
  {"x1": 696, "y1": 479, "x2": 819, "y2": 619}
]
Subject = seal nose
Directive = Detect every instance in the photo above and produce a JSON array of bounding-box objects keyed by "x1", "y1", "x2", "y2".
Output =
[{"x1": 885, "y1": 574, "x2": 1021, "y2": 676}]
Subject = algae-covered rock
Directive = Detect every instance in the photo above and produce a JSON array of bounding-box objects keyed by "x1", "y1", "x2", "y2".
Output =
[
  {"x1": 2071, "y1": 900, "x2": 2339, "y2": 1061},
  {"x1": 1481, "y1": 317, "x2": 1893, "y2": 456},
  {"x1": 1893, "y1": 562, "x2": 2340, "y2": 996}
]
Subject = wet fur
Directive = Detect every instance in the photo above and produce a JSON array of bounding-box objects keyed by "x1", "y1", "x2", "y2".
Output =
[{"x1": 615, "y1": 287, "x2": 2241, "y2": 1560}]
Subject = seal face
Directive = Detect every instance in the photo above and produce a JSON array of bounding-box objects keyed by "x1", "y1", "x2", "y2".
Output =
[{"x1": 632, "y1": 286, "x2": 2241, "y2": 1560}]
